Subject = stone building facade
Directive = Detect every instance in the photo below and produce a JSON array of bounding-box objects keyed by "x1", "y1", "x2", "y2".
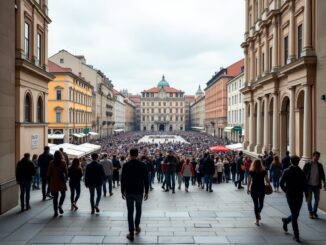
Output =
[
  {"x1": 49, "y1": 50, "x2": 115, "y2": 138},
  {"x1": 225, "y1": 72, "x2": 245, "y2": 142},
  {"x1": 241, "y1": 0, "x2": 316, "y2": 161},
  {"x1": 48, "y1": 61, "x2": 93, "y2": 144},
  {"x1": 190, "y1": 95, "x2": 205, "y2": 131},
  {"x1": 204, "y1": 60, "x2": 244, "y2": 137},
  {"x1": 128, "y1": 95, "x2": 141, "y2": 131},
  {"x1": 113, "y1": 90, "x2": 125, "y2": 132},
  {"x1": 141, "y1": 76, "x2": 185, "y2": 132},
  {"x1": 124, "y1": 98, "x2": 136, "y2": 132},
  {"x1": 184, "y1": 95, "x2": 195, "y2": 131}
]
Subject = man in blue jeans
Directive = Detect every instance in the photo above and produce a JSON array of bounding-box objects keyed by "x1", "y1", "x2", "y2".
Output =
[
  {"x1": 203, "y1": 153, "x2": 215, "y2": 192},
  {"x1": 121, "y1": 148, "x2": 149, "y2": 241},
  {"x1": 303, "y1": 151, "x2": 326, "y2": 219},
  {"x1": 85, "y1": 153, "x2": 106, "y2": 214},
  {"x1": 100, "y1": 153, "x2": 114, "y2": 197},
  {"x1": 164, "y1": 150, "x2": 177, "y2": 193}
]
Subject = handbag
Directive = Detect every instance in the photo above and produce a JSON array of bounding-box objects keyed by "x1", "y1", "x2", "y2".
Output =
[{"x1": 265, "y1": 184, "x2": 273, "y2": 195}]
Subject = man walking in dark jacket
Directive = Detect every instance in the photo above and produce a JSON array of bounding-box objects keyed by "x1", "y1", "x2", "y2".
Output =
[
  {"x1": 280, "y1": 155, "x2": 308, "y2": 243},
  {"x1": 164, "y1": 150, "x2": 177, "y2": 193},
  {"x1": 203, "y1": 153, "x2": 215, "y2": 192},
  {"x1": 38, "y1": 146, "x2": 54, "y2": 201},
  {"x1": 85, "y1": 153, "x2": 106, "y2": 214},
  {"x1": 234, "y1": 151, "x2": 245, "y2": 189},
  {"x1": 16, "y1": 153, "x2": 36, "y2": 212},
  {"x1": 121, "y1": 148, "x2": 149, "y2": 241},
  {"x1": 303, "y1": 151, "x2": 326, "y2": 219}
]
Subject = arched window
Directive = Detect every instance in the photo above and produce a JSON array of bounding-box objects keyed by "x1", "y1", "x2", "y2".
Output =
[
  {"x1": 24, "y1": 93, "x2": 32, "y2": 122},
  {"x1": 37, "y1": 97, "x2": 43, "y2": 123}
]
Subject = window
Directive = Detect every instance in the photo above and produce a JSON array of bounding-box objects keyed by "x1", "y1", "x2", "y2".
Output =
[
  {"x1": 284, "y1": 36, "x2": 289, "y2": 65},
  {"x1": 56, "y1": 112, "x2": 61, "y2": 123},
  {"x1": 37, "y1": 97, "x2": 43, "y2": 123},
  {"x1": 56, "y1": 89, "x2": 62, "y2": 100},
  {"x1": 37, "y1": 33, "x2": 42, "y2": 66},
  {"x1": 24, "y1": 22, "x2": 30, "y2": 58},
  {"x1": 269, "y1": 47, "x2": 273, "y2": 71},
  {"x1": 24, "y1": 93, "x2": 32, "y2": 122},
  {"x1": 298, "y1": 24, "x2": 303, "y2": 58}
]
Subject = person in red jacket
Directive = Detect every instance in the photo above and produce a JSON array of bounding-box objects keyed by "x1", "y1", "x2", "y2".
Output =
[{"x1": 181, "y1": 159, "x2": 195, "y2": 192}]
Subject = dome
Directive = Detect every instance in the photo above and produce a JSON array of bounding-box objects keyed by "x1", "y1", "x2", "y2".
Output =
[
  {"x1": 196, "y1": 85, "x2": 203, "y2": 96},
  {"x1": 157, "y1": 75, "x2": 170, "y2": 87}
]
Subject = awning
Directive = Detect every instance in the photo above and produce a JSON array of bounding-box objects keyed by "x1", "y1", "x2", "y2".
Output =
[
  {"x1": 88, "y1": 132, "x2": 99, "y2": 136},
  {"x1": 224, "y1": 126, "x2": 233, "y2": 132},
  {"x1": 114, "y1": 129, "x2": 125, "y2": 132},
  {"x1": 48, "y1": 134, "x2": 64, "y2": 139},
  {"x1": 73, "y1": 133, "x2": 86, "y2": 138},
  {"x1": 191, "y1": 127, "x2": 205, "y2": 130},
  {"x1": 225, "y1": 143, "x2": 243, "y2": 151},
  {"x1": 49, "y1": 143, "x2": 101, "y2": 158}
]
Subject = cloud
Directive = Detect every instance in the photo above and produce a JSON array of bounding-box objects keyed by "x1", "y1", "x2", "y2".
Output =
[{"x1": 49, "y1": 0, "x2": 244, "y2": 94}]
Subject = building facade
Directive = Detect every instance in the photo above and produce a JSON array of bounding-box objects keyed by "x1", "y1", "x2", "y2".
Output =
[
  {"x1": 113, "y1": 90, "x2": 125, "y2": 132},
  {"x1": 15, "y1": 0, "x2": 53, "y2": 161},
  {"x1": 225, "y1": 72, "x2": 245, "y2": 142},
  {"x1": 0, "y1": 0, "x2": 17, "y2": 214},
  {"x1": 241, "y1": 0, "x2": 316, "y2": 161},
  {"x1": 204, "y1": 60, "x2": 244, "y2": 137},
  {"x1": 190, "y1": 95, "x2": 205, "y2": 131},
  {"x1": 141, "y1": 76, "x2": 186, "y2": 132},
  {"x1": 128, "y1": 95, "x2": 141, "y2": 131},
  {"x1": 124, "y1": 98, "x2": 136, "y2": 132},
  {"x1": 184, "y1": 95, "x2": 195, "y2": 131},
  {"x1": 49, "y1": 50, "x2": 115, "y2": 137},
  {"x1": 48, "y1": 61, "x2": 93, "y2": 144}
]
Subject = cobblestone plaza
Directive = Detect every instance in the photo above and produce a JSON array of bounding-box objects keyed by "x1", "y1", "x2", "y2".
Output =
[{"x1": 0, "y1": 182, "x2": 325, "y2": 244}]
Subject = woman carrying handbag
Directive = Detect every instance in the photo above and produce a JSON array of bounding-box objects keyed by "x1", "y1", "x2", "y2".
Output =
[{"x1": 247, "y1": 159, "x2": 271, "y2": 226}]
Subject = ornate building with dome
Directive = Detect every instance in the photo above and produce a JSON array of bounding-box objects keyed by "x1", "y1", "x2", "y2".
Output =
[{"x1": 141, "y1": 76, "x2": 186, "y2": 132}]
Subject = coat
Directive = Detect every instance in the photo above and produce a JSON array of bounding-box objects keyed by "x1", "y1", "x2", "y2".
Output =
[
  {"x1": 16, "y1": 157, "x2": 36, "y2": 182},
  {"x1": 47, "y1": 160, "x2": 68, "y2": 192}
]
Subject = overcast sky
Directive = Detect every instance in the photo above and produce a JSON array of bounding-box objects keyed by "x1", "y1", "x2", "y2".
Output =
[{"x1": 49, "y1": 0, "x2": 244, "y2": 95}]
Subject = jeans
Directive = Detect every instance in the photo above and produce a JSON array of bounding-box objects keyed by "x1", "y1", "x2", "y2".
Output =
[
  {"x1": 244, "y1": 170, "x2": 249, "y2": 184},
  {"x1": 41, "y1": 175, "x2": 50, "y2": 199},
  {"x1": 148, "y1": 173, "x2": 152, "y2": 189},
  {"x1": 224, "y1": 171, "x2": 230, "y2": 183},
  {"x1": 176, "y1": 173, "x2": 182, "y2": 188},
  {"x1": 103, "y1": 175, "x2": 113, "y2": 195},
  {"x1": 126, "y1": 194, "x2": 143, "y2": 234},
  {"x1": 69, "y1": 181, "x2": 81, "y2": 204},
  {"x1": 251, "y1": 192, "x2": 265, "y2": 220},
  {"x1": 89, "y1": 186, "x2": 102, "y2": 210},
  {"x1": 196, "y1": 173, "x2": 202, "y2": 186},
  {"x1": 307, "y1": 185, "x2": 320, "y2": 214},
  {"x1": 217, "y1": 172, "x2": 223, "y2": 184},
  {"x1": 191, "y1": 176, "x2": 196, "y2": 185},
  {"x1": 20, "y1": 181, "x2": 31, "y2": 209},
  {"x1": 157, "y1": 171, "x2": 163, "y2": 183},
  {"x1": 284, "y1": 196, "x2": 303, "y2": 238},
  {"x1": 184, "y1": 177, "x2": 190, "y2": 189},
  {"x1": 204, "y1": 174, "x2": 212, "y2": 190},
  {"x1": 51, "y1": 191, "x2": 66, "y2": 214},
  {"x1": 166, "y1": 171, "x2": 176, "y2": 190},
  {"x1": 235, "y1": 172, "x2": 244, "y2": 188},
  {"x1": 33, "y1": 171, "x2": 40, "y2": 188},
  {"x1": 272, "y1": 175, "x2": 280, "y2": 190}
]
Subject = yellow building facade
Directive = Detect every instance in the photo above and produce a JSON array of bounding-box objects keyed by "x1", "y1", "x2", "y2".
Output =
[{"x1": 48, "y1": 61, "x2": 93, "y2": 144}]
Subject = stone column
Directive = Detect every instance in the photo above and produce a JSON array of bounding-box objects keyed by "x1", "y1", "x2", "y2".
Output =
[
  {"x1": 302, "y1": 84, "x2": 312, "y2": 161},
  {"x1": 272, "y1": 93, "x2": 279, "y2": 155},
  {"x1": 243, "y1": 102, "x2": 249, "y2": 149},
  {"x1": 302, "y1": 0, "x2": 315, "y2": 56},
  {"x1": 289, "y1": 87, "x2": 296, "y2": 155},
  {"x1": 257, "y1": 0, "x2": 261, "y2": 20},
  {"x1": 255, "y1": 98, "x2": 263, "y2": 153},
  {"x1": 288, "y1": 0, "x2": 296, "y2": 63},
  {"x1": 257, "y1": 37, "x2": 261, "y2": 79},
  {"x1": 249, "y1": 101, "x2": 256, "y2": 152},
  {"x1": 244, "y1": 48, "x2": 249, "y2": 82},
  {"x1": 250, "y1": 42, "x2": 255, "y2": 82},
  {"x1": 272, "y1": 16, "x2": 279, "y2": 72},
  {"x1": 264, "y1": 29, "x2": 270, "y2": 75},
  {"x1": 245, "y1": 0, "x2": 249, "y2": 34},
  {"x1": 263, "y1": 95, "x2": 270, "y2": 152}
]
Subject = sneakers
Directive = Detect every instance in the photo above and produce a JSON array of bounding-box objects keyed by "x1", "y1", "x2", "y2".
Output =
[
  {"x1": 282, "y1": 218, "x2": 288, "y2": 232},
  {"x1": 95, "y1": 206, "x2": 100, "y2": 213},
  {"x1": 126, "y1": 233, "x2": 134, "y2": 241}
]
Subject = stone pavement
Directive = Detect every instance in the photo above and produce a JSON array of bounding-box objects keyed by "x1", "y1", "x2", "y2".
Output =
[{"x1": 1, "y1": 181, "x2": 326, "y2": 245}]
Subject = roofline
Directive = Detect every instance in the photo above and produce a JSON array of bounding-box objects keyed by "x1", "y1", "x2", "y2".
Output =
[
  {"x1": 50, "y1": 71, "x2": 94, "y2": 89},
  {"x1": 227, "y1": 72, "x2": 245, "y2": 85}
]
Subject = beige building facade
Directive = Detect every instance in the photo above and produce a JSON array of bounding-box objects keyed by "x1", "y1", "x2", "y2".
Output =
[
  {"x1": 141, "y1": 76, "x2": 186, "y2": 132},
  {"x1": 190, "y1": 95, "x2": 205, "y2": 131},
  {"x1": 0, "y1": 0, "x2": 17, "y2": 214},
  {"x1": 241, "y1": 0, "x2": 316, "y2": 161},
  {"x1": 49, "y1": 50, "x2": 115, "y2": 138},
  {"x1": 124, "y1": 98, "x2": 136, "y2": 132}
]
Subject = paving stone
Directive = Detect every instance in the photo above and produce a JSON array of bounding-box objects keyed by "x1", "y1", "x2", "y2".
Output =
[
  {"x1": 194, "y1": 223, "x2": 212, "y2": 228},
  {"x1": 29, "y1": 235, "x2": 73, "y2": 243},
  {"x1": 158, "y1": 236, "x2": 194, "y2": 243},
  {"x1": 194, "y1": 236, "x2": 229, "y2": 244},
  {"x1": 70, "y1": 235, "x2": 104, "y2": 243}
]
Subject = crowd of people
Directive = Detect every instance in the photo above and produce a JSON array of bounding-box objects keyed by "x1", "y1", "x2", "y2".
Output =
[{"x1": 15, "y1": 131, "x2": 326, "y2": 243}]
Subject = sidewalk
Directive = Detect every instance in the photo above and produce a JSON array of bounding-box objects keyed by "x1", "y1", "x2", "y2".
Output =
[{"x1": 0, "y1": 181, "x2": 325, "y2": 244}]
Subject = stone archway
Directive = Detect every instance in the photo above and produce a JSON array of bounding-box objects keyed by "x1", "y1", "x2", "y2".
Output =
[
  {"x1": 296, "y1": 90, "x2": 304, "y2": 157},
  {"x1": 280, "y1": 96, "x2": 290, "y2": 158}
]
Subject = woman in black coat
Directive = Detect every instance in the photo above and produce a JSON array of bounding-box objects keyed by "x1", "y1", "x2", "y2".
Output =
[{"x1": 68, "y1": 158, "x2": 83, "y2": 211}]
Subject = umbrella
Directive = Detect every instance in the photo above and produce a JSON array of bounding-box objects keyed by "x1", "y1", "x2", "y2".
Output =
[{"x1": 209, "y1": 145, "x2": 230, "y2": 153}]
